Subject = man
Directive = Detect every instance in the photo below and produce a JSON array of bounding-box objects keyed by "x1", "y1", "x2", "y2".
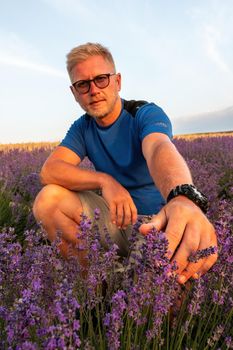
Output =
[{"x1": 33, "y1": 42, "x2": 217, "y2": 284}]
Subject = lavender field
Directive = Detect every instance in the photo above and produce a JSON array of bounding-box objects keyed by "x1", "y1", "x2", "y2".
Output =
[{"x1": 0, "y1": 136, "x2": 233, "y2": 349}]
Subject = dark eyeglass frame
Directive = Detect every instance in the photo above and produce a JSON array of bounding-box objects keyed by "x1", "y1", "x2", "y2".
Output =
[{"x1": 72, "y1": 73, "x2": 116, "y2": 94}]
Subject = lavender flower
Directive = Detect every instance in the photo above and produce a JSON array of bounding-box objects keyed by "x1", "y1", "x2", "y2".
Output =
[
  {"x1": 225, "y1": 336, "x2": 233, "y2": 349},
  {"x1": 188, "y1": 246, "x2": 218, "y2": 263},
  {"x1": 104, "y1": 290, "x2": 127, "y2": 350}
]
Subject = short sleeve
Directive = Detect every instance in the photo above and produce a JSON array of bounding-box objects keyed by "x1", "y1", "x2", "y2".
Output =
[
  {"x1": 59, "y1": 117, "x2": 87, "y2": 160},
  {"x1": 136, "y1": 103, "x2": 173, "y2": 141}
]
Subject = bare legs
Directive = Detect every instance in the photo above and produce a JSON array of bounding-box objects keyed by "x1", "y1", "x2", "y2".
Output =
[{"x1": 33, "y1": 184, "x2": 86, "y2": 263}]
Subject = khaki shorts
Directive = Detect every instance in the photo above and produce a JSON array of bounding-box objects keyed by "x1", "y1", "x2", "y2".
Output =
[{"x1": 78, "y1": 191, "x2": 152, "y2": 257}]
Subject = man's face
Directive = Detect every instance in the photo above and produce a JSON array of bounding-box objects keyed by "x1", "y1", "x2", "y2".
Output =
[{"x1": 70, "y1": 55, "x2": 121, "y2": 122}]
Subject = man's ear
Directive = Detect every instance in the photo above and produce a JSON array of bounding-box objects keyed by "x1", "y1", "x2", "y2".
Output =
[
  {"x1": 70, "y1": 85, "x2": 75, "y2": 96},
  {"x1": 116, "y1": 73, "x2": 121, "y2": 91},
  {"x1": 70, "y1": 85, "x2": 80, "y2": 103}
]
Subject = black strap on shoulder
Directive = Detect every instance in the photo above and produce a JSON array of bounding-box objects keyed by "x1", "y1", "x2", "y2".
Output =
[{"x1": 123, "y1": 99, "x2": 148, "y2": 117}]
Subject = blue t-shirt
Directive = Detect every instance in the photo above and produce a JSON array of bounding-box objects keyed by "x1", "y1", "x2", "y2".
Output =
[{"x1": 60, "y1": 99, "x2": 173, "y2": 215}]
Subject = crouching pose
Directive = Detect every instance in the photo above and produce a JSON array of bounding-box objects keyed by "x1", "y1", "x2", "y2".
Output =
[{"x1": 33, "y1": 42, "x2": 217, "y2": 284}]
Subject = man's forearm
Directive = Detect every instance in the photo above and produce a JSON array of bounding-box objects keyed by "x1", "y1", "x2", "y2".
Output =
[
  {"x1": 148, "y1": 141, "x2": 193, "y2": 199},
  {"x1": 40, "y1": 159, "x2": 108, "y2": 191}
]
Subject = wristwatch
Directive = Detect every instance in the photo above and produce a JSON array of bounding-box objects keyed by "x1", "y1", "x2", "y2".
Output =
[{"x1": 166, "y1": 184, "x2": 209, "y2": 213}]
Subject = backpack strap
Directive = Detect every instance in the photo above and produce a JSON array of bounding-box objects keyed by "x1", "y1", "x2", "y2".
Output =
[{"x1": 123, "y1": 99, "x2": 148, "y2": 117}]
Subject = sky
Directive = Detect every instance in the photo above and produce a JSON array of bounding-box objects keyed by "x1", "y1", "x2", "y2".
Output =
[{"x1": 0, "y1": 0, "x2": 233, "y2": 143}]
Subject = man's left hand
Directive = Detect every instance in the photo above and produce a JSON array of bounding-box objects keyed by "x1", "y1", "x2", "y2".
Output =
[{"x1": 139, "y1": 196, "x2": 218, "y2": 284}]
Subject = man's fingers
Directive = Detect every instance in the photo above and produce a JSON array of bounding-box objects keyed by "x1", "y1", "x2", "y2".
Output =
[
  {"x1": 129, "y1": 200, "x2": 138, "y2": 225},
  {"x1": 177, "y1": 255, "x2": 218, "y2": 284},
  {"x1": 164, "y1": 217, "x2": 187, "y2": 259},
  {"x1": 110, "y1": 203, "x2": 117, "y2": 225},
  {"x1": 189, "y1": 251, "x2": 218, "y2": 279},
  {"x1": 116, "y1": 203, "x2": 124, "y2": 228},
  {"x1": 172, "y1": 235, "x2": 218, "y2": 284},
  {"x1": 130, "y1": 202, "x2": 138, "y2": 225},
  {"x1": 167, "y1": 222, "x2": 200, "y2": 282},
  {"x1": 175, "y1": 248, "x2": 218, "y2": 283},
  {"x1": 111, "y1": 201, "x2": 137, "y2": 229},
  {"x1": 139, "y1": 208, "x2": 167, "y2": 235},
  {"x1": 121, "y1": 203, "x2": 132, "y2": 228},
  {"x1": 177, "y1": 260, "x2": 205, "y2": 284},
  {"x1": 170, "y1": 233, "x2": 199, "y2": 283}
]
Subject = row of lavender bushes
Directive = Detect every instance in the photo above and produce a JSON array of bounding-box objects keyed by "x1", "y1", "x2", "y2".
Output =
[{"x1": 0, "y1": 136, "x2": 232, "y2": 349}]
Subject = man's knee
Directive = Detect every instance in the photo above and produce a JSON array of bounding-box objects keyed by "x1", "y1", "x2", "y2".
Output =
[
  {"x1": 33, "y1": 184, "x2": 68, "y2": 221},
  {"x1": 33, "y1": 184, "x2": 84, "y2": 225}
]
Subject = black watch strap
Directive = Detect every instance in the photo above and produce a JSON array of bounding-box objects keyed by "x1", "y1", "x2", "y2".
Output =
[{"x1": 167, "y1": 184, "x2": 209, "y2": 213}]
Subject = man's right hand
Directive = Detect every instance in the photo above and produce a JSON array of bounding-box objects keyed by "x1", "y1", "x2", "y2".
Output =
[{"x1": 101, "y1": 175, "x2": 137, "y2": 229}]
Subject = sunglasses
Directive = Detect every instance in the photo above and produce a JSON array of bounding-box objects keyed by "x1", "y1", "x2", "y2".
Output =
[{"x1": 72, "y1": 73, "x2": 116, "y2": 94}]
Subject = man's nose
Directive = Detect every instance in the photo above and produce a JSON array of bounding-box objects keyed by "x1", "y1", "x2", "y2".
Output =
[{"x1": 89, "y1": 81, "x2": 100, "y2": 94}]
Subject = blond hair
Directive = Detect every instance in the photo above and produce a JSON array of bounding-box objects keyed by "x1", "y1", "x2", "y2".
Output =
[{"x1": 66, "y1": 42, "x2": 116, "y2": 80}]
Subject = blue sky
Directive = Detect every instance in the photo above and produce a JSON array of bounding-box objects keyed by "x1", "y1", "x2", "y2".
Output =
[{"x1": 1, "y1": 0, "x2": 233, "y2": 143}]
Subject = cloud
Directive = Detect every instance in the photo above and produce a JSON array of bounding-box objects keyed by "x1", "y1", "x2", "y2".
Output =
[
  {"x1": 204, "y1": 24, "x2": 231, "y2": 73},
  {"x1": 188, "y1": 1, "x2": 232, "y2": 74},
  {"x1": 0, "y1": 31, "x2": 67, "y2": 78},
  {"x1": 0, "y1": 53, "x2": 67, "y2": 78}
]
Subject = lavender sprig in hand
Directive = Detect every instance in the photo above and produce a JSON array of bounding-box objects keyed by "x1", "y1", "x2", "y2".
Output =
[{"x1": 188, "y1": 246, "x2": 218, "y2": 263}]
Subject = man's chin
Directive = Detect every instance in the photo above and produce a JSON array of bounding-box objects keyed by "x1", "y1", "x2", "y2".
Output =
[
  {"x1": 87, "y1": 109, "x2": 108, "y2": 119},
  {"x1": 95, "y1": 113, "x2": 108, "y2": 119}
]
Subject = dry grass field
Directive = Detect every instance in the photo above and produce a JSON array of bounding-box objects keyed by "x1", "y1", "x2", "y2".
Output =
[
  {"x1": 175, "y1": 130, "x2": 233, "y2": 140},
  {"x1": 0, "y1": 130, "x2": 232, "y2": 150},
  {"x1": 0, "y1": 141, "x2": 59, "y2": 151}
]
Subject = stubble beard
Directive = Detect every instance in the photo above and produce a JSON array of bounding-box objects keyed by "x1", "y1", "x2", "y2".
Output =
[{"x1": 87, "y1": 95, "x2": 118, "y2": 120}]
